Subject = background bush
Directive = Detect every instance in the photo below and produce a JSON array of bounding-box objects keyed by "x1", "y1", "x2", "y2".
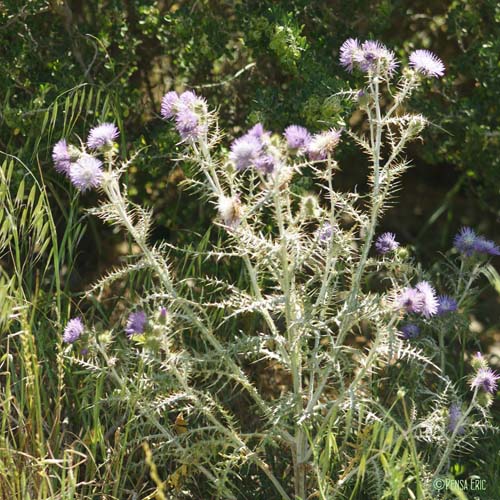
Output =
[
  {"x1": 3, "y1": 1, "x2": 500, "y2": 219},
  {"x1": 1, "y1": 1, "x2": 499, "y2": 498}
]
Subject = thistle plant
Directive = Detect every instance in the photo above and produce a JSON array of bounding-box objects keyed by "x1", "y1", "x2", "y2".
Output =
[{"x1": 54, "y1": 40, "x2": 498, "y2": 499}]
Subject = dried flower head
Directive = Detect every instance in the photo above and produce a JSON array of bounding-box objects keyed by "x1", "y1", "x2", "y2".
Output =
[
  {"x1": 308, "y1": 129, "x2": 341, "y2": 161},
  {"x1": 63, "y1": 317, "x2": 84, "y2": 344},
  {"x1": 217, "y1": 195, "x2": 242, "y2": 228}
]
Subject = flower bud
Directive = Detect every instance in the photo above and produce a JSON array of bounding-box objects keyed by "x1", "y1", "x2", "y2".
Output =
[
  {"x1": 396, "y1": 246, "x2": 410, "y2": 260},
  {"x1": 158, "y1": 306, "x2": 168, "y2": 325},
  {"x1": 68, "y1": 145, "x2": 83, "y2": 163},
  {"x1": 300, "y1": 194, "x2": 320, "y2": 219},
  {"x1": 98, "y1": 330, "x2": 113, "y2": 347},
  {"x1": 357, "y1": 89, "x2": 370, "y2": 108},
  {"x1": 407, "y1": 114, "x2": 427, "y2": 138},
  {"x1": 471, "y1": 352, "x2": 488, "y2": 371},
  {"x1": 476, "y1": 391, "x2": 493, "y2": 408}
]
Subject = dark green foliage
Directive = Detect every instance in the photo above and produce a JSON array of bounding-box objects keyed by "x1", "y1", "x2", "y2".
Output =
[{"x1": 2, "y1": 1, "x2": 500, "y2": 221}]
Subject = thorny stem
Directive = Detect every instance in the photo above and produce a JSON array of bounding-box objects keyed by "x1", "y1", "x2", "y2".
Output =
[
  {"x1": 95, "y1": 343, "x2": 221, "y2": 490},
  {"x1": 107, "y1": 175, "x2": 271, "y2": 409},
  {"x1": 307, "y1": 73, "x2": 388, "y2": 417},
  {"x1": 439, "y1": 329, "x2": 446, "y2": 374},
  {"x1": 337, "y1": 73, "x2": 384, "y2": 348},
  {"x1": 196, "y1": 135, "x2": 287, "y2": 363},
  {"x1": 314, "y1": 158, "x2": 338, "y2": 311},
  {"x1": 102, "y1": 170, "x2": 292, "y2": 498},
  {"x1": 273, "y1": 186, "x2": 307, "y2": 500},
  {"x1": 457, "y1": 261, "x2": 481, "y2": 307},
  {"x1": 434, "y1": 389, "x2": 478, "y2": 477},
  {"x1": 304, "y1": 71, "x2": 418, "y2": 441}
]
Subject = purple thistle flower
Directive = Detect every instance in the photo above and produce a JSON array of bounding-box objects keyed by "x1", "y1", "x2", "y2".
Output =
[
  {"x1": 284, "y1": 125, "x2": 312, "y2": 151},
  {"x1": 409, "y1": 50, "x2": 445, "y2": 78},
  {"x1": 175, "y1": 107, "x2": 201, "y2": 139},
  {"x1": 87, "y1": 123, "x2": 119, "y2": 150},
  {"x1": 63, "y1": 317, "x2": 84, "y2": 344},
  {"x1": 125, "y1": 310, "x2": 148, "y2": 337},
  {"x1": 69, "y1": 155, "x2": 103, "y2": 192},
  {"x1": 52, "y1": 139, "x2": 71, "y2": 175},
  {"x1": 375, "y1": 232, "x2": 399, "y2": 254},
  {"x1": 318, "y1": 222, "x2": 333, "y2": 243},
  {"x1": 308, "y1": 129, "x2": 341, "y2": 161},
  {"x1": 454, "y1": 227, "x2": 478, "y2": 256},
  {"x1": 354, "y1": 40, "x2": 398, "y2": 75},
  {"x1": 448, "y1": 403, "x2": 465, "y2": 434},
  {"x1": 161, "y1": 91, "x2": 180, "y2": 119},
  {"x1": 339, "y1": 38, "x2": 361, "y2": 72},
  {"x1": 474, "y1": 237, "x2": 500, "y2": 256},
  {"x1": 161, "y1": 89, "x2": 207, "y2": 140},
  {"x1": 415, "y1": 281, "x2": 439, "y2": 318},
  {"x1": 453, "y1": 227, "x2": 499, "y2": 257},
  {"x1": 400, "y1": 323, "x2": 420, "y2": 340},
  {"x1": 254, "y1": 154, "x2": 276, "y2": 174},
  {"x1": 354, "y1": 40, "x2": 383, "y2": 72},
  {"x1": 179, "y1": 90, "x2": 198, "y2": 106},
  {"x1": 229, "y1": 134, "x2": 262, "y2": 171},
  {"x1": 395, "y1": 287, "x2": 423, "y2": 314},
  {"x1": 247, "y1": 123, "x2": 268, "y2": 139},
  {"x1": 436, "y1": 295, "x2": 458, "y2": 315},
  {"x1": 470, "y1": 368, "x2": 499, "y2": 394}
]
